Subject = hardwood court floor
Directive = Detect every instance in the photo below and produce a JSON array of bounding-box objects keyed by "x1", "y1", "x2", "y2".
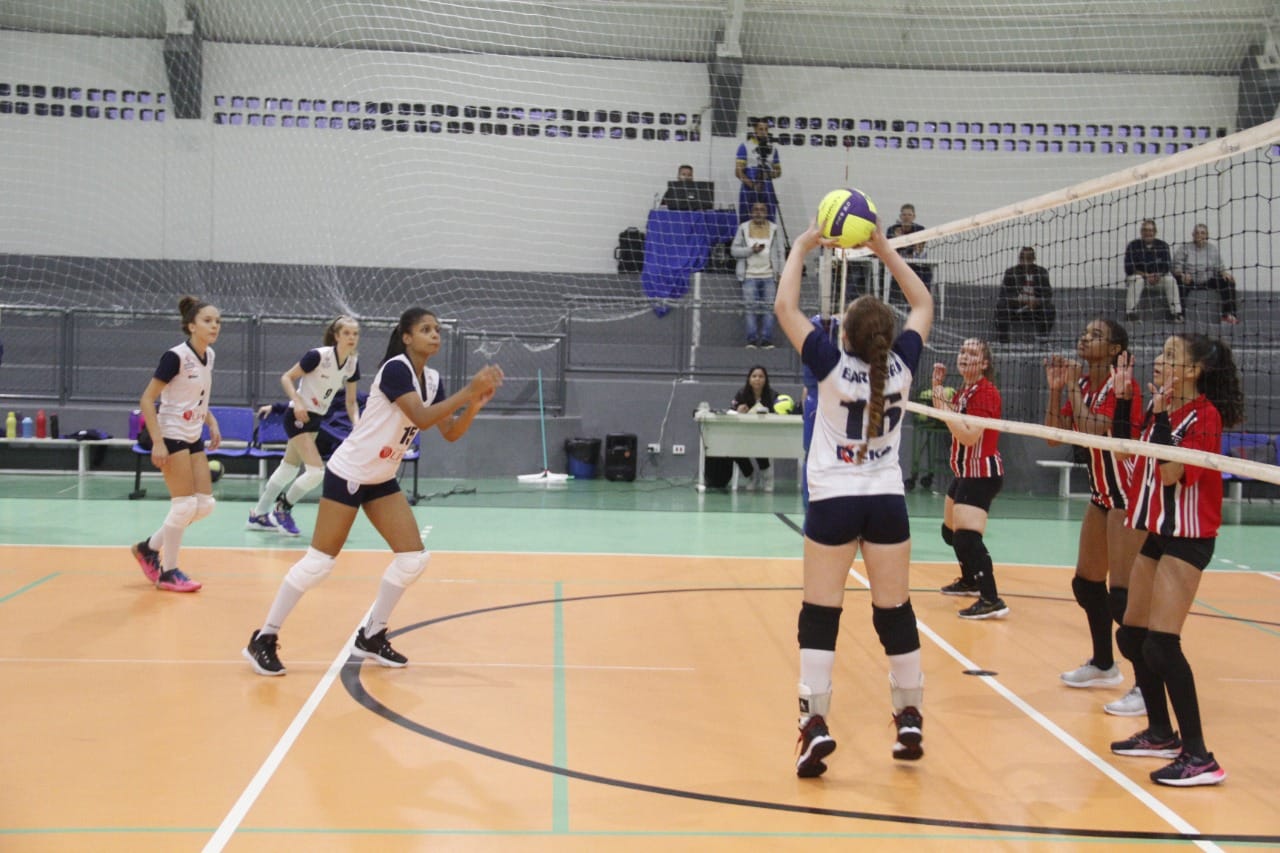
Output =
[{"x1": 1, "y1": 476, "x2": 1278, "y2": 851}]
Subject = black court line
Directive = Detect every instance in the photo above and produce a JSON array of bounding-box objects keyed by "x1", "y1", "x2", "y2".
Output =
[{"x1": 342, "y1": 587, "x2": 1277, "y2": 844}]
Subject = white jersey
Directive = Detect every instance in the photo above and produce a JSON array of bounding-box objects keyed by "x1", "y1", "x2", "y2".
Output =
[
  {"x1": 803, "y1": 329, "x2": 921, "y2": 501},
  {"x1": 154, "y1": 342, "x2": 214, "y2": 443},
  {"x1": 326, "y1": 354, "x2": 441, "y2": 486},
  {"x1": 295, "y1": 346, "x2": 360, "y2": 415}
]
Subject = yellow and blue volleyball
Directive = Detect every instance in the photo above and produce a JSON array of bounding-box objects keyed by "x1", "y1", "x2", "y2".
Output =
[
  {"x1": 208, "y1": 458, "x2": 224, "y2": 482},
  {"x1": 773, "y1": 394, "x2": 796, "y2": 414},
  {"x1": 816, "y1": 188, "x2": 878, "y2": 249}
]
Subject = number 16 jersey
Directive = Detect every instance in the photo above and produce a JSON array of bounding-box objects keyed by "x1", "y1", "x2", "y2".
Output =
[{"x1": 803, "y1": 328, "x2": 922, "y2": 501}]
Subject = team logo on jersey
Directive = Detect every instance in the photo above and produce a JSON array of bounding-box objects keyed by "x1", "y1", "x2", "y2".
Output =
[
  {"x1": 379, "y1": 446, "x2": 393, "y2": 459},
  {"x1": 182, "y1": 410, "x2": 194, "y2": 421}
]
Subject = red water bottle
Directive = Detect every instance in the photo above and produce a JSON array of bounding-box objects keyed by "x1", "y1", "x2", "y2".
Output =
[{"x1": 35, "y1": 409, "x2": 47, "y2": 439}]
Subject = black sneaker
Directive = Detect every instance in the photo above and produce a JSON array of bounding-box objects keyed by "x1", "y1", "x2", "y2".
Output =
[
  {"x1": 243, "y1": 629, "x2": 286, "y2": 676},
  {"x1": 796, "y1": 715, "x2": 836, "y2": 778},
  {"x1": 353, "y1": 627, "x2": 408, "y2": 667},
  {"x1": 1150, "y1": 751, "x2": 1226, "y2": 786},
  {"x1": 958, "y1": 597, "x2": 1010, "y2": 619},
  {"x1": 939, "y1": 577, "x2": 980, "y2": 596},
  {"x1": 1125, "y1": 312, "x2": 1139, "y2": 322},
  {"x1": 892, "y1": 706, "x2": 924, "y2": 761},
  {"x1": 1111, "y1": 728, "x2": 1182, "y2": 758}
]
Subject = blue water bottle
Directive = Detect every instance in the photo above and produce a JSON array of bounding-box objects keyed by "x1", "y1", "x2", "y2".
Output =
[{"x1": 20, "y1": 416, "x2": 34, "y2": 438}]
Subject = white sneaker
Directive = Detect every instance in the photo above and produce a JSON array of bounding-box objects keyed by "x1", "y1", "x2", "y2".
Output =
[
  {"x1": 1104, "y1": 685, "x2": 1146, "y2": 716},
  {"x1": 1060, "y1": 661, "x2": 1123, "y2": 688},
  {"x1": 762, "y1": 467, "x2": 774, "y2": 493}
]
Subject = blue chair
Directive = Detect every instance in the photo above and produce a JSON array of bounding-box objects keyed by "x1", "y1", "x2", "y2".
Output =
[
  {"x1": 1221, "y1": 432, "x2": 1272, "y2": 501},
  {"x1": 206, "y1": 406, "x2": 256, "y2": 461},
  {"x1": 250, "y1": 409, "x2": 290, "y2": 478},
  {"x1": 402, "y1": 433, "x2": 422, "y2": 505}
]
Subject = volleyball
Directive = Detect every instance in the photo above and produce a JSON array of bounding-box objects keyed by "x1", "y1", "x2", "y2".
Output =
[
  {"x1": 773, "y1": 394, "x2": 796, "y2": 414},
  {"x1": 816, "y1": 188, "x2": 878, "y2": 248},
  {"x1": 208, "y1": 459, "x2": 224, "y2": 482}
]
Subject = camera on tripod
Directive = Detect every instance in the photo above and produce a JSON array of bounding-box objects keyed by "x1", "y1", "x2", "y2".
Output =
[{"x1": 755, "y1": 142, "x2": 773, "y2": 174}]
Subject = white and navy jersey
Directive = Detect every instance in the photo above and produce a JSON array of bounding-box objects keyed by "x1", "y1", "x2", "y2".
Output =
[
  {"x1": 326, "y1": 354, "x2": 443, "y2": 487},
  {"x1": 295, "y1": 346, "x2": 360, "y2": 415},
  {"x1": 803, "y1": 328, "x2": 921, "y2": 501},
  {"x1": 153, "y1": 342, "x2": 214, "y2": 443}
]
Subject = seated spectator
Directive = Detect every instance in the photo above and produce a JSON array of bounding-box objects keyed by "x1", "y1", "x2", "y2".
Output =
[
  {"x1": 1172, "y1": 223, "x2": 1240, "y2": 325},
  {"x1": 729, "y1": 364, "x2": 778, "y2": 492},
  {"x1": 885, "y1": 203, "x2": 933, "y2": 290},
  {"x1": 731, "y1": 201, "x2": 786, "y2": 348},
  {"x1": 660, "y1": 164, "x2": 695, "y2": 208},
  {"x1": 994, "y1": 247, "x2": 1055, "y2": 342},
  {"x1": 1124, "y1": 219, "x2": 1183, "y2": 322}
]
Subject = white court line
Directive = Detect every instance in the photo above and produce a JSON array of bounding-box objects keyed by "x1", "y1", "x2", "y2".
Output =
[
  {"x1": 203, "y1": 616, "x2": 366, "y2": 853},
  {"x1": 0, "y1": 656, "x2": 691, "y2": 672},
  {"x1": 847, "y1": 566, "x2": 1222, "y2": 853}
]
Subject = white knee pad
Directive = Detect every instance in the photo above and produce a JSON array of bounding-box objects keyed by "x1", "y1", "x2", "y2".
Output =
[
  {"x1": 164, "y1": 495, "x2": 199, "y2": 528},
  {"x1": 192, "y1": 493, "x2": 215, "y2": 523},
  {"x1": 383, "y1": 550, "x2": 430, "y2": 588},
  {"x1": 285, "y1": 464, "x2": 326, "y2": 505},
  {"x1": 284, "y1": 547, "x2": 337, "y2": 592}
]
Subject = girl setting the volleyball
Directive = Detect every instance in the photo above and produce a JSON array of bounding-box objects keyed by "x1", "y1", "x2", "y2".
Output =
[
  {"x1": 129, "y1": 296, "x2": 223, "y2": 593},
  {"x1": 775, "y1": 200, "x2": 934, "y2": 777},
  {"x1": 243, "y1": 308, "x2": 503, "y2": 676},
  {"x1": 1108, "y1": 333, "x2": 1243, "y2": 787},
  {"x1": 247, "y1": 315, "x2": 362, "y2": 537}
]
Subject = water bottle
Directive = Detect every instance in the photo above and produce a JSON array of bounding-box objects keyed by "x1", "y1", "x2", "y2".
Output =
[
  {"x1": 35, "y1": 409, "x2": 47, "y2": 439},
  {"x1": 21, "y1": 416, "x2": 34, "y2": 438},
  {"x1": 4, "y1": 412, "x2": 15, "y2": 439},
  {"x1": 129, "y1": 409, "x2": 142, "y2": 440},
  {"x1": 49, "y1": 414, "x2": 60, "y2": 439}
]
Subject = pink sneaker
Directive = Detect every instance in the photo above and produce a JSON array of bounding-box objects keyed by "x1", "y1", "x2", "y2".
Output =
[
  {"x1": 156, "y1": 568, "x2": 202, "y2": 593},
  {"x1": 131, "y1": 540, "x2": 161, "y2": 584}
]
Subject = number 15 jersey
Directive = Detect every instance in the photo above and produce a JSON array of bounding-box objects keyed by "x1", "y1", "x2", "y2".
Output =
[{"x1": 803, "y1": 328, "x2": 922, "y2": 501}]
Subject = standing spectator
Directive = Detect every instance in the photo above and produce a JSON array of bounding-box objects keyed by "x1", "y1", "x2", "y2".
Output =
[
  {"x1": 774, "y1": 222, "x2": 934, "y2": 776},
  {"x1": 1108, "y1": 334, "x2": 1243, "y2": 786},
  {"x1": 994, "y1": 247, "x2": 1056, "y2": 342},
  {"x1": 932, "y1": 339, "x2": 1008, "y2": 619},
  {"x1": 735, "y1": 120, "x2": 781, "y2": 222},
  {"x1": 886, "y1": 204, "x2": 933, "y2": 291},
  {"x1": 128, "y1": 296, "x2": 223, "y2": 593},
  {"x1": 1124, "y1": 219, "x2": 1183, "y2": 322},
  {"x1": 730, "y1": 201, "x2": 786, "y2": 348},
  {"x1": 1172, "y1": 224, "x2": 1240, "y2": 325}
]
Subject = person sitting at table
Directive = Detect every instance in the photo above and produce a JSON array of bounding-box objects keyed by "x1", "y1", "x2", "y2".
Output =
[
  {"x1": 886, "y1": 203, "x2": 933, "y2": 291},
  {"x1": 731, "y1": 201, "x2": 786, "y2": 349},
  {"x1": 994, "y1": 246, "x2": 1056, "y2": 342},
  {"x1": 660, "y1": 164, "x2": 695, "y2": 208},
  {"x1": 729, "y1": 364, "x2": 779, "y2": 492}
]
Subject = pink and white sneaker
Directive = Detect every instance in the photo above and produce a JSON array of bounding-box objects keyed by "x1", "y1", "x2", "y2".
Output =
[
  {"x1": 156, "y1": 568, "x2": 202, "y2": 593},
  {"x1": 131, "y1": 540, "x2": 162, "y2": 584}
]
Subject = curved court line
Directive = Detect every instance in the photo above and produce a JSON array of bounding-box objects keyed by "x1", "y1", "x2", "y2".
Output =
[{"x1": 342, "y1": 588, "x2": 1277, "y2": 845}]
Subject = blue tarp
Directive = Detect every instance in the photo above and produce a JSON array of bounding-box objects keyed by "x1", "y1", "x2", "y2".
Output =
[{"x1": 640, "y1": 209, "x2": 739, "y2": 315}]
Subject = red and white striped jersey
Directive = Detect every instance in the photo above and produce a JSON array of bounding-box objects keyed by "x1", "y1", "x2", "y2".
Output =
[
  {"x1": 1061, "y1": 374, "x2": 1143, "y2": 509},
  {"x1": 948, "y1": 377, "x2": 1003, "y2": 478},
  {"x1": 1127, "y1": 395, "x2": 1223, "y2": 538}
]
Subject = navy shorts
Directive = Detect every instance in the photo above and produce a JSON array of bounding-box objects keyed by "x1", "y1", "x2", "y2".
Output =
[
  {"x1": 804, "y1": 494, "x2": 911, "y2": 546},
  {"x1": 284, "y1": 414, "x2": 324, "y2": 440},
  {"x1": 321, "y1": 468, "x2": 402, "y2": 508},
  {"x1": 947, "y1": 476, "x2": 1003, "y2": 512},
  {"x1": 1139, "y1": 533, "x2": 1214, "y2": 571},
  {"x1": 162, "y1": 437, "x2": 205, "y2": 455}
]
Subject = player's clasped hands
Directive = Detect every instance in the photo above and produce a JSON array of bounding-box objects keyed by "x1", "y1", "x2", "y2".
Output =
[
  {"x1": 469, "y1": 364, "x2": 505, "y2": 402},
  {"x1": 1043, "y1": 354, "x2": 1081, "y2": 392}
]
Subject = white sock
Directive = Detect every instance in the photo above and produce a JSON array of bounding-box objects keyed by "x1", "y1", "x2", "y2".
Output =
[
  {"x1": 799, "y1": 648, "x2": 835, "y2": 692},
  {"x1": 262, "y1": 581, "x2": 305, "y2": 636},
  {"x1": 364, "y1": 579, "x2": 407, "y2": 637},
  {"x1": 255, "y1": 462, "x2": 299, "y2": 516}
]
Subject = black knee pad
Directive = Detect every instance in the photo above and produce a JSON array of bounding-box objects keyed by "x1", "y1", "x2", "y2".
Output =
[
  {"x1": 1142, "y1": 630, "x2": 1189, "y2": 681},
  {"x1": 941, "y1": 524, "x2": 955, "y2": 547},
  {"x1": 1107, "y1": 586, "x2": 1128, "y2": 627},
  {"x1": 1072, "y1": 576, "x2": 1108, "y2": 611},
  {"x1": 1115, "y1": 624, "x2": 1148, "y2": 664},
  {"x1": 798, "y1": 602, "x2": 843, "y2": 651},
  {"x1": 952, "y1": 529, "x2": 988, "y2": 566},
  {"x1": 872, "y1": 600, "x2": 920, "y2": 656}
]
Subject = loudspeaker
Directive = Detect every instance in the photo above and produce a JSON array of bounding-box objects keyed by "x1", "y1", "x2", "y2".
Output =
[
  {"x1": 1237, "y1": 55, "x2": 1280, "y2": 131},
  {"x1": 163, "y1": 30, "x2": 203, "y2": 119},
  {"x1": 604, "y1": 433, "x2": 637, "y2": 482},
  {"x1": 708, "y1": 58, "x2": 743, "y2": 138}
]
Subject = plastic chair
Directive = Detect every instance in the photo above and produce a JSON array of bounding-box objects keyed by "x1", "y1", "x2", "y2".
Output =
[
  {"x1": 206, "y1": 406, "x2": 256, "y2": 461},
  {"x1": 250, "y1": 409, "x2": 290, "y2": 478},
  {"x1": 401, "y1": 433, "x2": 422, "y2": 504},
  {"x1": 1221, "y1": 432, "x2": 1272, "y2": 501}
]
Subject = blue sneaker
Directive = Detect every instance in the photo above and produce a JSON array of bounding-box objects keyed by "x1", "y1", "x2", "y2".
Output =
[
  {"x1": 272, "y1": 507, "x2": 301, "y2": 537},
  {"x1": 246, "y1": 512, "x2": 277, "y2": 532}
]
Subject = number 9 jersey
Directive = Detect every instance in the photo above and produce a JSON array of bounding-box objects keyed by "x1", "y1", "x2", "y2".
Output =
[{"x1": 802, "y1": 328, "x2": 922, "y2": 501}]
